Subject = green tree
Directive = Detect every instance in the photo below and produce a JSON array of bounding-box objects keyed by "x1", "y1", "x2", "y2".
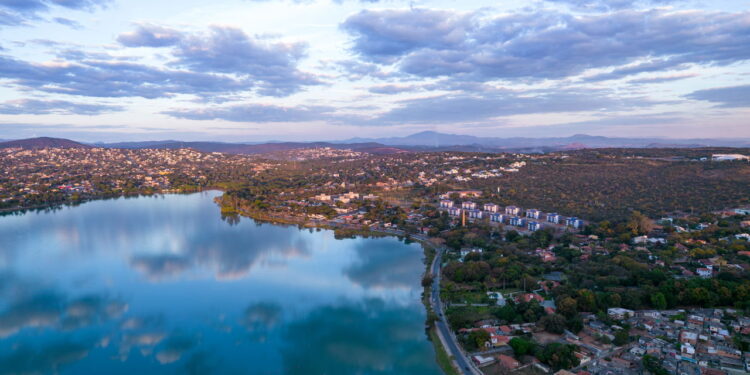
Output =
[
  {"x1": 469, "y1": 330, "x2": 491, "y2": 350},
  {"x1": 509, "y1": 337, "x2": 534, "y2": 356},
  {"x1": 650, "y1": 292, "x2": 667, "y2": 310},
  {"x1": 540, "y1": 314, "x2": 567, "y2": 334}
]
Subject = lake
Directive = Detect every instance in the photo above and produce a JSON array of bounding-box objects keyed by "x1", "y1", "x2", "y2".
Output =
[{"x1": 0, "y1": 191, "x2": 442, "y2": 375}]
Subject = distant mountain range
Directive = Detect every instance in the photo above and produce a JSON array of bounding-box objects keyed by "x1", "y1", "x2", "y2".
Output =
[
  {"x1": 341, "y1": 131, "x2": 750, "y2": 149},
  {"x1": 1, "y1": 132, "x2": 748, "y2": 155}
]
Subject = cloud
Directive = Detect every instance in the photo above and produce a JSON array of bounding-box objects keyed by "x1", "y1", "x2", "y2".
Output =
[
  {"x1": 130, "y1": 254, "x2": 192, "y2": 280},
  {"x1": 627, "y1": 73, "x2": 697, "y2": 84},
  {"x1": 341, "y1": 8, "x2": 750, "y2": 82},
  {"x1": 342, "y1": 8, "x2": 472, "y2": 63},
  {"x1": 359, "y1": 88, "x2": 658, "y2": 125},
  {"x1": 155, "y1": 333, "x2": 198, "y2": 364},
  {"x1": 0, "y1": 54, "x2": 250, "y2": 99},
  {"x1": 0, "y1": 290, "x2": 127, "y2": 338},
  {"x1": 0, "y1": 0, "x2": 109, "y2": 26},
  {"x1": 344, "y1": 238, "x2": 423, "y2": 289},
  {"x1": 0, "y1": 339, "x2": 93, "y2": 375},
  {"x1": 163, "y1": 103, "x2": 334, "y2": 122},
  {"x1": 686, "y1": 85, "x2": 750, "y2": 108},
  {"x1": 117, "y1": 24, "x2": 183, "y2": 47},
  {"x1": 52, "y1": 16, "x2": 81, "y2": 29},
  {"x1": 115, "y1": 25, "x2": 321, "y2": 96},
  {"x1": 368, "y1": 84, "x2": 421, "y2": 94},
  {"x1": 0, "y1": 99, "x2": 123, "y2": 115}
]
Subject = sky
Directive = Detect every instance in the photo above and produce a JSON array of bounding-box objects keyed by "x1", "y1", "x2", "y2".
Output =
[{"x1": 0, "y1": 0, "x2": 748, "y2": 142}]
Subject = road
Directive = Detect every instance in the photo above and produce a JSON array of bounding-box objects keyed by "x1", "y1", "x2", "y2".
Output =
[{"x1": 428, "y1": 243, "x2": 482, "y2": 375}]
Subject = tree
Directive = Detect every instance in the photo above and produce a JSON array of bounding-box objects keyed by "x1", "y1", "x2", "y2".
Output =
[
  {"x1": 650, "y1": 292, "x2": 667, "y2": 310},
  {"x1": 613, "y1": 329, "x2": 630, "y2": 346},
  {"x1": 469, "y1": 329, "x2": 491, "y2": 350},
  {"x1": 509, "y1": 337, "x2": 534, "y2": 356},
  {"x1": 643, "y1": 355, "x2": 669, "y2": 375},
  {"x1": 628, "y1": 211, "x2": 653, "y2": 235},
  {"x1": 421, "y1": 274, "x2": 434, "y2": 288},
  {"x1": 540, "y1": 314, "x2": 567, "y2": 334},
  {"x1": 557, "y1": 297, "x2": 578, "y2": 318},
  {"x1": 535, "y1": 343, "x2": 580, "y2": 370}
]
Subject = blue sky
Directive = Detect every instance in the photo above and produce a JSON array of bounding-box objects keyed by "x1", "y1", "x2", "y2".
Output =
[{"x1": 0, "y1": 0, "x2": 748, "y2": 142}]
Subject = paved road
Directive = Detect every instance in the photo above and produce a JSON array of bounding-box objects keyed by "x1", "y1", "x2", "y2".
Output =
[{"x1": 429, "y1": 246, "x2": 481, "y2": 375}]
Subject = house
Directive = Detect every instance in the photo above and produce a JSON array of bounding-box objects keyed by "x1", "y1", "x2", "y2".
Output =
[
  {"x1": 439, "y1": 200, "x2": 454, "y2": 208},
  {"x1": 448, "y1": 207, "x2": 462, "y2": 216},
  {"x1": 712, "y1": 154, "x2": 749, "y2": 161},
  {"x1": 505, "y1": 205, "x2": 520, "y2": 215},
  {"x1": 608, "y1": 307, "x2": 634, "y2": 320},
  {"x1": 442, "y1": 190, "x2": 482, "y2": 198},
  {"x1": 566, "y1": 217, "x2": 583, "y2": 228},
  {"x1": 473, "y1": 355, "x2": 495, "y2": 367},
  {"x1": 528, "y1": 221, "x2": 542, "y2": 231},
  {"x1": 680, "y1": 331, "x2": 698, "y2": 345},
  {"x1": 484, "y1": 203, "x2": 500, "y2": 213},
  {"x1": 313, "y1": 194, "x2": 332, "y2": 202},
  {"x1": 547, "y1": 213, "x2": 561, "y2": 224},
  {"x1": 526, "y1": 209, "x2": 541, "y2": 219},
  {"x1": 490, "y1": 213, "x2": 505, "y2": 223},
  {"x1": 462, "y1": 201, "x2": 477, "y2": 210},
  {"x1": 468, "y1": 209, "x2": 483, "y2": 219},
  {"x1": 632, "y1": 235, "x2": 648, "y2": 244},
  {"x1": 697, "y1": 267, "x2": 713, "y2": 278},
  {"x1": 519, "y1": 293, "x2": 544, "y2": 303},
  {"x1": 509, "y1": 216, "x2": 526, "y2": 227}
]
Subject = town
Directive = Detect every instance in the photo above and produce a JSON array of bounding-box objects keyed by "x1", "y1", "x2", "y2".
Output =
[{"x1": 1, "y1": 143, "x2": 750, "y2": 375}]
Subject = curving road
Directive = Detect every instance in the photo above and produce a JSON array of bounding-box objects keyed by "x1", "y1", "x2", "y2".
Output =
[{"x1": 427, "y1": 243, "x2": 481, "y2": 375}]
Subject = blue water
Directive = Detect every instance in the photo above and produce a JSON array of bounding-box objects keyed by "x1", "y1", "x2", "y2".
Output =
[{"x1": 0, "y1": 191, "x2": 441, "y2": 375}]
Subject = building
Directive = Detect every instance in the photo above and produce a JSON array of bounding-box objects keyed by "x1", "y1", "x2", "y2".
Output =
[
  {"x1": 505, "y1": 205, "x2": 520, "y2": 215},
  {"x1": 697, "y1": 267, "x2": 713, "y2": 278},
  {"x1": 490, "y1": 213, "x2": 505, "y2": 223},
  {"x1": 442, "y1": 190, "x2": 482, "y2": 198},
  {"x1": 483, "y1": 203, "x2": 500, "y2": 213},
  {"x1": 510, "y1": 216, "x2": 526, "y2": 227},
  {"x1": 468, "y1": 209, "x2": 483, "y2": 219},
  {"x1": 526, "y1": 209, "x2": 541, "y2": 219},
  {"x1": 439, "y1": 200, "x2": 454, "y2": 208},
  {"x1": 462, "y1": 201, "x2": 477, "y2": 210},
  {"x1": 528, "y1": 221, "x2": 542, "y2": 231},
  {"x1": 547, "y1": 213, "x2": 561, "y2": 224},
  {"x1": 449, "y1": 207, "x2": 462, "y2": 216},
  {"x1": 566, "y1": 217, "x2": 584, "y2": 229},
  {"x1": 608, "y1": 307, "x2": 635, "y2": 320},
  {"x1": 712, "y1": 154, "x2": 749, "y2": 161}
]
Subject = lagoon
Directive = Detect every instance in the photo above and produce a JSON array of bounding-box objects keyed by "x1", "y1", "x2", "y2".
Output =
[{"x1": 0, "y1": 191, "x2": 441, "y2": 375}]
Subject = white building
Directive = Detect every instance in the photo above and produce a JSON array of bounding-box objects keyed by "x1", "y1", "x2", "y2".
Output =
[
  {"x1": 483, "y1": 203, "x2": 500, "y2": 213},
  {"x1": 608, "y1": 307, "x2": 635, "y2": 320},
  {"x1": 462, "y1": 201, "x2": 477, "y2": 210},
  {"x1": 712, "y1": 154, "x2": 749, "y2": 161},
  {"x1": 440, "y1": 200, "x2": 454, "y2": 208}
]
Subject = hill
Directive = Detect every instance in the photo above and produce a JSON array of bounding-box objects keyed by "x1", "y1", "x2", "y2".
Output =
[{"x1": 0, "y1": 137, "x2": 91, "y2": 149}]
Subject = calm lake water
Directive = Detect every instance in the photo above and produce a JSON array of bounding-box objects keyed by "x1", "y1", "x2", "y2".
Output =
[{"x1": 0, "y1": 191, "x2": 441, "y2": 375}]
